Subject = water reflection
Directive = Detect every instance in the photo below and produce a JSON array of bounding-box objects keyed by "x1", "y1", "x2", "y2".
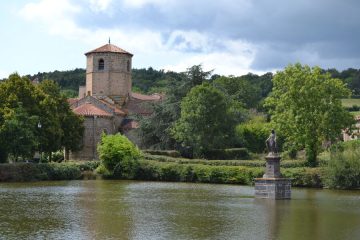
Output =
[{"x1": 0, "y1": 181, "x2": 360, "y2": 240}]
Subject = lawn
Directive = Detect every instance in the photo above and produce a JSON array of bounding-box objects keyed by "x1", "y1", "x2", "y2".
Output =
[{"x1": 341, "y1": 98, "x2": 360, "y2": 108}]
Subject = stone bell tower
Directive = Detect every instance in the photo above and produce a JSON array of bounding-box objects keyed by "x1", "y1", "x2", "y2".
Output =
[{"x1": 85, "y1": 41, "x2": 133, "y2": 105}]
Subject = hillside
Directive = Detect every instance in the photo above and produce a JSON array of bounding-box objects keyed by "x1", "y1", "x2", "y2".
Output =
[{"x1": 22, "y1": 67, "x2": 360, "y2": 98}]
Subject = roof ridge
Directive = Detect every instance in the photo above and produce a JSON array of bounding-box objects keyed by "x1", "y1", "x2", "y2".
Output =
[{"x1": 85, "y1": 43, "x2": 133, "y2": 56}]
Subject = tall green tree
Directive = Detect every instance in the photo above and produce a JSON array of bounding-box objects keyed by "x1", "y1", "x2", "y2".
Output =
[
  {"x1": 213, "y1": 76, "x2": 261, "y2": 108},
  {"x1": 0, "y1": 105, "x2": 38, "y2": 161},
  {"x1": 265, "y1": 63, "x2": 354, "y2": 166},
  {"x1": 172, "y1": 83, "x2": 236, "y2": 157},
  {"x1": 37, "y1": 80, "x2": 84, "y2": 160},
  {"x1": 0, "y1": 74, "x2": 83, "y2": 162},
  {"x1": 138, "y1": 65, "x2": 212, "y2": 149}
]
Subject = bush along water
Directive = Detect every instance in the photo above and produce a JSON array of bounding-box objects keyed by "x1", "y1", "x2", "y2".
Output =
[
  {"x1": 324, "y1": 140, "x2": 360, "y2": 189},
  {"x1": 97, "y1": 133, "x2": 141, "y2": 179}
]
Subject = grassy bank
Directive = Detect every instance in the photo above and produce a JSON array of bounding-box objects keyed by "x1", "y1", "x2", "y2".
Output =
[
  {"x1": 135, "y1": 158, "x2": 323, "y2": 187},
  {"x1": 0, "y1": 158, "x2": 323, "y2": 188}
]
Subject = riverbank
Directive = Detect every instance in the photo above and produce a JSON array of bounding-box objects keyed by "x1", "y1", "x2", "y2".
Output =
[
  {"x1": 0, "y1": 156, "x2": 323, "y2": 188},
  {"x1": 0, "y1": 161, "x2": 99, "y2": 182}
]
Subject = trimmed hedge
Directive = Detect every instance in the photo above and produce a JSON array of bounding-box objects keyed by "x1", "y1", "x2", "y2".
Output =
[
  {"x1": 205, "y1": 148, "x2": 250, "y2": 160},
  {"x1": 144, "y1": 154, "x2": 307, "y2": 168},
  {"x1": 282, "y1": 167, "x2": 323, "y2": 188},
  {"x1": 134, "y1": 160, "x2": 323, "y2": 187},
  {"x1": 136, "y1": 160, "x2": 263, "y2": 184},
  {"x1": 143, "y1": 150, "x2": 181, "y2": 158},
  {"x1": 0, "y1": 163, "x2": 82, "y2": 182}
]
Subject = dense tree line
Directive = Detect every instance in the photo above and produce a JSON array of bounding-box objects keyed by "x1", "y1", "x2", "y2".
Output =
[
  {"x1": 13, "y1": 65, "x2": 360, "y2": 164},
  {"x1": 22, "y1": 67, "x2": 360, "y2": 97},
  {"x1": 0, "y1": 74, "x2": 84, "y2": 162}
]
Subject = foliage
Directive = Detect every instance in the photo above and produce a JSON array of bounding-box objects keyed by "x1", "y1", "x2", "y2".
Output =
[
  {"x1": 324, "y1": 141, "x2": 360, "y2": 189},
  {"x1": 0, "y1": 163, "x2": 81, "y2": 182},
  {"x1": 26, "y1": 68, "x2": 86, "y2": 91},
  {"x1": 0, "y1": 105, "x2": 38, "y2": 161},
  {"x1": 97, "y1": 133, "x2": 141, "y2": 178},
  {"x1": 135, "y1": 160, "x2": 263, "y2": 184},
  {"x1": 0, "y1": 74, "x2": 84, "y2": 162},
  {"x1": 172, "y1": 83, "x2": 238, "y2": 157},
  {"x1": 143, "y1": 150, "x2": 181, "y2": 158},
  {"x1": 282, "y1": 168, "x2": 323, "y2": 188},
  {"x1": 144, "y1": 154, "x2": 308, "y2": 168},
  {"x1": 77, "y1": 161, "x2": 101, "y2": 171},
  {"x1": 213, "y1": 76, "x2": 261, "y2": 108},
  {"x1": 265, "y1": 63, "x2": 354, "y2": 166},
  {"x1": 138, "y1": 65, "x2": 212, "y2": 150},
  {"x1": 235, "y1": 116, "x2": 272, "y2": 153},
  {"x1": 205, "y1": 148, "x2": 250, "y2": 160}
]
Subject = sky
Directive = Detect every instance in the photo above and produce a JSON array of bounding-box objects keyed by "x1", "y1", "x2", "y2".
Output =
[{"x1": 0, "y1": 0, "x2": 360, "y2": 78}]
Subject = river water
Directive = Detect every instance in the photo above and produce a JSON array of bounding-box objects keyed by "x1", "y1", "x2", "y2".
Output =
[{"x1": 0, "y1": 180, "x2": 359, "y2": 240}]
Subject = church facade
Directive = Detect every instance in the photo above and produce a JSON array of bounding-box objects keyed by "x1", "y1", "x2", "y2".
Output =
[{"x1": 67, "y1": 42, "x2": 161, "y2": 160}]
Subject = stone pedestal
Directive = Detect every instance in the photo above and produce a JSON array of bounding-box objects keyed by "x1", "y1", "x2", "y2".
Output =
[
  {"x1": 254, "y1": 154, "x2": 291, "y2": 199},
  {"x1": 263, "y1": 154, "x2": 281, "y2": 178},
  {"x1": 255, "y1": 178, "x2": 291, "y2": 199}
]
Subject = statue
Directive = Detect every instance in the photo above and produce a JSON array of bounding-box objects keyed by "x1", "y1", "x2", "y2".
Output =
[{"x1": 266, "y1": 129, "x2": 278, "y2": 155}]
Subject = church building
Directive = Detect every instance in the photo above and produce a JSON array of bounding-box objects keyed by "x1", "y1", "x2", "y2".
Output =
[{"x1": 67, "y1": 42, "x2": 161, "y2": 160}]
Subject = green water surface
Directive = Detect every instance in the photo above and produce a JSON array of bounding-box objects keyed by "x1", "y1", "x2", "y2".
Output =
[{"x1": 0, "y1": 180, "x2": 359, "y2": 240}]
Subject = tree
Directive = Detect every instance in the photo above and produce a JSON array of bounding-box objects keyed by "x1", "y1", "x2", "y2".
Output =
[
  {"x1": 0, "y1": 105, "x2": 38, "y2": 161},
  {"x1": 37, "y1": 80, "x2": 84, "y2": 160},
  {"x1": 138, "y1": 65, "x2": 212, "y2": 149},
  {"x1": 235, "y1": 116, "x2": 272, "y2": 153},
  {"x1": 172, "y1": 83, "x2": 235, "y2": 157},
  {"x1": 213, "y1": 76, "x2": 261, "y2": 108},
  {"x1": 0, "y1": 74, "x2": 84, "y2": 162},
  {"x1": 265, "y1": 63, "x2": 354, "y2": 166}
]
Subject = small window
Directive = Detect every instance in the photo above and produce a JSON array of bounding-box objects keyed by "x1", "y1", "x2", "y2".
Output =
[
  {"x1": 127, "y1": 60, "x2": 130, "y2": 72},
  {"x1": 98, "y1": 59, "x2": 104, "y2": 70}
]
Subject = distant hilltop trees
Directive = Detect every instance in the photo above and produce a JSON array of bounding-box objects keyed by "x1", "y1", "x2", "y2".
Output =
[{"x1": 22, "y1": 67, "x2": 360, "y2": 97}]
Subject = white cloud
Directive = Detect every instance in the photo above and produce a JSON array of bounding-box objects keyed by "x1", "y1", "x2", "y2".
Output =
[
  {"x1": 89, "y1": 0, "x2": 113, "y2": 12},
  {"x1": 122, "y1": 0, "x2": 171, "y2": 8},
  {"x1": 19, "y1": 0, "x2": 80, "y2": 21},
  {"x1": 18, "y1": 0, "x2": 261, "y2": 76},
  {"x1": 162, "y1": 39, "x2": 261, "y2": 76}
]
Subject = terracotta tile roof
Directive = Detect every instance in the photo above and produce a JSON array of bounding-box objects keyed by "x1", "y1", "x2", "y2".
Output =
[
  {"x1": 67, "y1": 98, "x2": 79, "y2": 106},
  {"x1": 131, "y1": 92, "x2": 162, "y2": 101},
  {"x1": 85, "y1": 43, "x2": 133, "y2": 56},
  {"x1": 98, "y1": 99, "x2": 127, "y2": 116},
  {"x1": 73, "y1": 103, "x2": 112, "y2": 117}
]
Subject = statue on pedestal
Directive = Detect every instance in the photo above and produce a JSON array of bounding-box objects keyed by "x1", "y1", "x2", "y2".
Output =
[{"x1": 266, "y1": 129, "x2": 278, "y2": 156}]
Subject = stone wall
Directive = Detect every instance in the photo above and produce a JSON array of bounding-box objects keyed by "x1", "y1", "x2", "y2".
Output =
[{"x1": 70, "y1": 116, "x2": 116, "y2": 160}]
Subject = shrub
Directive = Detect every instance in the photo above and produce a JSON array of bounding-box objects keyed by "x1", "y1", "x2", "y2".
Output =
[
  {"x1": 0, "y1": 163, "x2": 81, "y2": 182},
  {"x1": 144, "y1": 154, "x2": 307, "y2": 168},
  {"x1": 206, "y1": 148, "x2": 250, "y2": 160},
  {"x1": 135, "y1": 160, "x2": 264, "y2": 185},
  {"x1": 324, "y1": 146, "x2": 360, "y2": 189},
  {"x1": 235, "y1": 118, "x2": 271, "y2": 153},
  {"x1": 78, "y1": 161, "x2": 100, "y2": 171},
  {"x1": 282, "y1": 168, "x2": 323, "y2": 188},
  {"x1": 51, "y1": 150, "x2": 65, "y2": 162},
  {"x1": 97, "y1": 133, "x2": 141, "y2": 178}
]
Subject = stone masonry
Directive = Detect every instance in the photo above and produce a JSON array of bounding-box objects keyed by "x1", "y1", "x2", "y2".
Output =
[
  {"x1": 67, "y1": 42, "x2": 161, "y2": 160},
  {"x1": 255, "y1": 154, "x2": 291, "y2": 200}
]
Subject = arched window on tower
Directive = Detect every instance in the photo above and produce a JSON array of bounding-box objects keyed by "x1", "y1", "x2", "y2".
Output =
[
  {"x1": 127, "y1": 60, "x2": 130, "y2": 72},
  {"x1": 98, "y1": 59, "x2": 104, "y2": 70}
]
